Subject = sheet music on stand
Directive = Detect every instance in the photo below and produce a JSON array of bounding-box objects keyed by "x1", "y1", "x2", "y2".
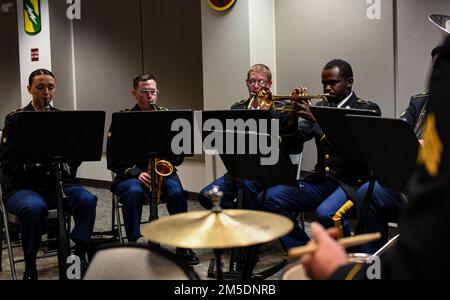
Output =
[
  {"x1": 110, "y1": 110, "x2": 193, "y2": 221},
  {"x1": 13, "y1": 111, "x2": 105, "y2": 163},
  {"x1": 201, "y1": 109, "x2": 297, "y2": 188},
  {"x1": 110, "y1": 110, "x2": 194, "y2": 162},
  {"x1": 310, "y1": 106, "x2": 379, "y2": 160},
  {"x1": 345, "y1": 115, "x2": 419, "y2": 193}
]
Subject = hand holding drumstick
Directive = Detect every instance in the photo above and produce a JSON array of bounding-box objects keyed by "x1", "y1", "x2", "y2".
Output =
[{"x1": 294, "y1": 222, "x2": 381, "y2": 280}]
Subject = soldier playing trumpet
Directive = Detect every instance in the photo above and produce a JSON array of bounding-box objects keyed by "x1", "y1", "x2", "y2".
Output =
[{"x1": 261, "y1": 59, "x2": 381, "y2": 251}]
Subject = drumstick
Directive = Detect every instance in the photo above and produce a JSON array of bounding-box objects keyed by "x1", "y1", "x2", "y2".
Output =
[{"x1": 288, "y1": 232, "x2": 382, "y2": 258}]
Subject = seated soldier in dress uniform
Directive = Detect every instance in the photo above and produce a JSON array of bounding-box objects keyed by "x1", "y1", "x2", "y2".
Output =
[
  {"x1": 106, "y1": 73, "x2": 199, "y2": 265},
  {"x1": 198, "y1": 64, "x2": 302, "y2": 211},
  {"x1": 0, "y1": 69, "x2": 97, "y2": 280},
  {"x1": 262, "y1": 59, "x2": 381, "y2": 250}
]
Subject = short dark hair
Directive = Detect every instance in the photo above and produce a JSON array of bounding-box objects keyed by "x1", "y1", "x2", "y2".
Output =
[
  {"x1": 323, "y1": 59, "x2": 353, "y2": 80},
  {"x1": 431, "y1": 46, "x2": 442, "y2": 58},
  {"x1": 133, "y1": 73, "x2": 156, "y2": 88},
  {"x1": 28, "y1": 69, "x2": 55, "y2": 86}
]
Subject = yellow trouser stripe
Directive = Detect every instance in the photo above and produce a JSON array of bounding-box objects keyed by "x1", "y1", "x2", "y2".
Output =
[
  {"x1": 345, "y1": 263, "x2": 363, "y2": 280},
  {"x1": 332, "y1": 200, "x2": 354, "y2": 239}
]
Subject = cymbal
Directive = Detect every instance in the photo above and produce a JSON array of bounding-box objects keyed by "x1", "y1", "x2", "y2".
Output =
[{"x1": 141, "y1": 209, "x2": 293, "y2": 249}]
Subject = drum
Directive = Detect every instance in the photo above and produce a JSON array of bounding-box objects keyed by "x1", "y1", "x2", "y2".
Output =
[
  {"x1": 281, "y1": 262, "x2": 310, "y2": 280},
  {"x1": 281, "y1": 253, "x2": 370, "y2": 280}
]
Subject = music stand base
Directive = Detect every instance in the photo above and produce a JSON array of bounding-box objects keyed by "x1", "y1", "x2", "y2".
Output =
[
  {"x1": 207, "y1": 258, "x2": 288, "y2": 280},
  {"x1": 207, "y1": 258, "x2": 243, "y2": 279}
]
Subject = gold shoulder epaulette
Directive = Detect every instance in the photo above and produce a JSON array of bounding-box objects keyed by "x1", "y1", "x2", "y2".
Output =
[
  {"x1": 412, "y1": 92, "x2": 428, "y2": 99},
  {"x1": 8, "y1": 108, "x2": 24, "y2": 116},
  {"x1": 236, "y1": 99, "x2": 247, "y2": 105},
  {"x1": 356, "y1": 99, "x2": 369, "y2": 104}
]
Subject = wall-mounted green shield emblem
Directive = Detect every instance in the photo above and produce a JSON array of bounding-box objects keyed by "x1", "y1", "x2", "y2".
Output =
[{"x1": 24, "y1": 0, "x2": 41, "y2": 35}]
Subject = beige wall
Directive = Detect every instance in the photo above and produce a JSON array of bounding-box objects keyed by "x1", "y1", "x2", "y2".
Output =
[
  {"x1": 4, "y1": 0, "x2": 450, "y2": 192},
  {"x1": 49, "y1": 0, "x2": 75, "y2": 110},
  {"x1": 142, "y1": 0, "x2": 204, "y2": 111},
  {"x1": 396, "y1": 0, "x2": 450, "y2": 114},
  {"x1": 70, "y1": 0, "x2": 205, "y2": 191}
]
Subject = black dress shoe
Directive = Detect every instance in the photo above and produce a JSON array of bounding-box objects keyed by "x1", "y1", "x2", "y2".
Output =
[
  {"x1": 176, "y1": 248, "x2": 200, "y2": 266},
  {"x1": 80, "y1": 258, "x2": 89, "y2": 279},
  {"x1": 23, "y1": 269, "x2": 38, "y2": 280}
]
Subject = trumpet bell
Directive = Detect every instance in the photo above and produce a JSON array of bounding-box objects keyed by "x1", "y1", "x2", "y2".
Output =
[
  {"x1": 429, "y1": 14, "x2": 450, "y2": 34},
  {"x1": 256, "y1": 87, "x2": 274, "y2": 110}
]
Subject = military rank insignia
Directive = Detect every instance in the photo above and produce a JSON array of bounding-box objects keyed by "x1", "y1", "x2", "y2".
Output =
[
  {"x1": 417, "y1": 113, "x2": 443, "y2": 177},
  {"x1": 23, "y1": 0, "x2": 41, "y2": 35},
  {"x1": 207, "y1": 0, "x2": 236, "y2": 12}
]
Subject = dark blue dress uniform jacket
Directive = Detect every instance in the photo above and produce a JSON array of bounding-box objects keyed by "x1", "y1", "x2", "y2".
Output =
[
  {"x1": 290, "y1": 93, "x2": 381, "y2": 200},
  {"x1": 400, "y1": 93, "x2": 428, "y2": 138},
  {"x1": 106, "y1": 103, "x2": 184, "y2": 191},
  {"x1": 0, "y1": 102, "x2": 78, "y2": 201}
]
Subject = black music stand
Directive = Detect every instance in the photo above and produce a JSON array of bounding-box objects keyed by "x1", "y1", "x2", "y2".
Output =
[
  {"x1": 310, "y1": 106, "x2": 380, "y2": 234},
  {"x1": 220, "y1": 134, "x2": 298, "y2": 280},
  {"x1": 202, "y1": 109, "x2": 275, "y2": 206},
  {"x1": 12, "y1": 111, "x2": 105, "y2": 280},
  {"x1": 345, "y1": 116, "x2": 419, "y2": 252},
  {"x1": 345, "y1": 115, "x2": 419, "y2": 193},
  {"x1": 310, "y1": 106, "x2": 380, "y2": 160},
  {"x1": 202, "y1": 109, "x2": 281, "y2": 279},
  {"x1": 110, "y1": 110, "x2": 193, "y2": 221},
  {"x1": 202, "y1": 108, "x2": 297, "y2": 279}
]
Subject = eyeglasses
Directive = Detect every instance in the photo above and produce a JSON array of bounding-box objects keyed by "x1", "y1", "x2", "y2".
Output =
[
  {"x1": 138, "y1": 89, "x2": 159, "y2": 96},
  {"x1": 247, "y1": 79, "x2": 269, "y2": 86}
]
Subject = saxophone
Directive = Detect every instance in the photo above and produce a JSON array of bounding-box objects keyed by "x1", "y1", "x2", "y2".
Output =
[{"x1": 146, "y1": 158, "x2": 174, "y2": 205}]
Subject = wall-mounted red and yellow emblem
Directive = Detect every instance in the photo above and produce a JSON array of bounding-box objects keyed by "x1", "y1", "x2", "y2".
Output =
[{"x1": 207, "y1": 0, "x2": 236, "y2": 12}]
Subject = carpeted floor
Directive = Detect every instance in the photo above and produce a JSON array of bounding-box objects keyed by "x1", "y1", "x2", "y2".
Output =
[{"x1": 1, "y1": 186, "x2": 304, "y2": 280}]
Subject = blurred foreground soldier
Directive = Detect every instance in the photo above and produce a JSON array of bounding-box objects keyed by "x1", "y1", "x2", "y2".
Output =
[{"x1": 301, "y1": 37, "x2": 450, "y2": 279}]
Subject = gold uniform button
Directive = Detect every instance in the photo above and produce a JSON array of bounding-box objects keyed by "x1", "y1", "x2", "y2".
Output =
[
  {"x1": 325, "y1": 167, "x2": 330, "y2": 172},
  {"x1": 325, "y1": 154, "x2": 330, "y2": 160}
]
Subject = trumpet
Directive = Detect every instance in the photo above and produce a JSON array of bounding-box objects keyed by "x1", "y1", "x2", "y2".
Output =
[
  {"x1": 256, "y1": 87, "x2": 333, "y2": 111},
  {"x1": 147, "y1": 159, "x2": 174, "y2": 204}
]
